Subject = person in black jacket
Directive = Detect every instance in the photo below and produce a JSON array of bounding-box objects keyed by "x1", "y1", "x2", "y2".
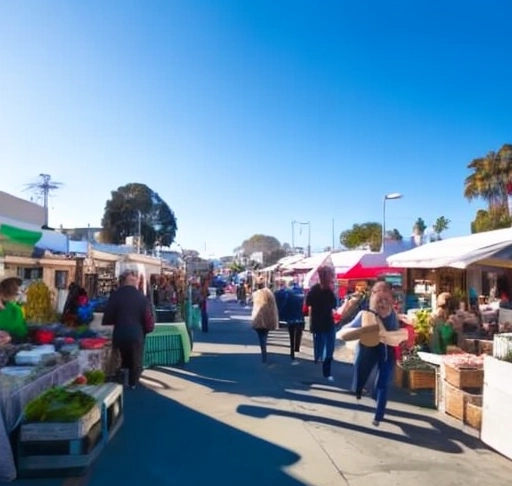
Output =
[
  {"x1": 102, "y1": 269, "x2": 155, "y2": 389},
  {"x1": 305, "y1": 266, "x2": 337, "y2": 380}
]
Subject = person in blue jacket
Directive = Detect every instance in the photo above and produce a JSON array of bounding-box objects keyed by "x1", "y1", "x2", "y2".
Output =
[
  {"x1": 340, "y1": 281, "x2": 401, "y2": 426},
  {"x1": 275, "y1": 281, "x2": 305, "y2": 362}
]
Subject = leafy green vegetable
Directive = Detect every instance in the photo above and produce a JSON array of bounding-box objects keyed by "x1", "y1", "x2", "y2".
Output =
[
  {"x1": 84, "y1": 370, "x2": 105, "y2": 385},
  {"x1": 24, "y1": 387, "x2": 96, "y2": 423}
]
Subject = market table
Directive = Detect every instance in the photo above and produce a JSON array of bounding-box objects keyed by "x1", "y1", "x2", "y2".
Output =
[
  {"x1": 0, "y1": 359, "x2": 79, "y2": 483},
  {"x1": 143, "y1": 323, "x2": 191, "y2": 368}
]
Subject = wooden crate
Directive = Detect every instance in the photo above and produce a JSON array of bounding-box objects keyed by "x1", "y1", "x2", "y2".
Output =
[
  {"x1": 17, "y1": 383, "x2": 124, "y2": 478},
  {"x1": 395, "y1": 362, "x2": 436, "y2": 390},
  {"x1": 444, "y1": 380, "x2": 483, "y2": 422},
  {"x1": 478, "y1": 340, "x2": 493, "y2": 356},
  {"x1": 444, "y1": 364, "x2": 483, "y2": 390},
  {"x1": 394, "y1": 362, "x2": 405, "y2": 388},
  {"x1": 20, "y1": 404, "x2": 101, "y2": 443},
  {"x1": 465, "y1": 402, "x2": 482, "y2": 430},
  {"x1": 408, "y1": 368, "x2": 436, "y2": 390}
]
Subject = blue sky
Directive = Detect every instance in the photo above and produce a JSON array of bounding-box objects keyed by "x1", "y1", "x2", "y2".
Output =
[{"x1": 1, "y1": 1, "x2": 511, "y2": 256}]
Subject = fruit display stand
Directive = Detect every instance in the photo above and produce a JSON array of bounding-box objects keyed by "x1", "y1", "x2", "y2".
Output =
[
  {"x1": 439, "y1": 354, "x2": 484, "y2": 430},
  {"x1": 17, "y1": 383, "x2": 123, "y2": 478}
]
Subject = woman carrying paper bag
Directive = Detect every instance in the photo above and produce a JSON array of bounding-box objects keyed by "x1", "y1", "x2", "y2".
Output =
[{"x1": 339, "y1": 282, "x2": 407, "y2": 426}]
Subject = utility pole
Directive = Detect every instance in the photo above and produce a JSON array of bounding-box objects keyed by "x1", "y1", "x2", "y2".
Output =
[
  {"x1": 332, "y1": 218, "x2": 335, "y2": 251},
  {"x1": 25, "y1": 174, "x2": 63, "y2": 227},
  {"x1": 137, "y1": 210, "x2": 142, "y2": 254}
]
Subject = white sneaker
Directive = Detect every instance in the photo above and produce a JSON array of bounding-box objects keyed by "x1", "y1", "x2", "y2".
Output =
[{"x1": 327, "y1": 376, "x2": 334, "y2": 382}]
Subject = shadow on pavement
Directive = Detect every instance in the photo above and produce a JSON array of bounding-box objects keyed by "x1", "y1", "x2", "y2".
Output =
[
  {"x1": 85, "y1": 386, "x2": 305, "y2": 486},
  {"x1": 236, "y1": 404, "x2": 478, "y2": 454},
  {"x1": 11, "y1": 385, "x2": 306, "y2": 486}
]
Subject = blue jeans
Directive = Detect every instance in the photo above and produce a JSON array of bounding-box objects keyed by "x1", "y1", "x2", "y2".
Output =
[
  {"x1": 356, "y1": 344, "x2": 394, "y2": 421},
  {"x1": 201, "y1": 308, "x2": 208, "y2": 333},
  {"x1": 351, "y1": 343, "x2": 377, "y2": 395},
  {"x1": 314, "y1": 328, "x2": 335, "y2": 377},
  {"x1": 255, "y1": 329, "x2": 269, "y2": 362}
]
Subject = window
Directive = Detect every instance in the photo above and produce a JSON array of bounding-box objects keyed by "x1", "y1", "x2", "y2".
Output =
[
  {"x1": 17, "y1": 267, "x2": 43, "y2": 280},
  {"x1": 54, "y1": 270, "x2": 69, "y2": 290}
]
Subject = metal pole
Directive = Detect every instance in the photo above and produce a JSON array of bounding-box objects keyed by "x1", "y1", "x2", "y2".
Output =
[
  {"x1": 381, "y1": 198, "x2": 386, "y2": 253},
  {"x1": 291, "y1": 220, "x2": 295, "y2": 254},
  {"x1": 332, "y1": 218, "x2": 335, "y2": 250},
  {"x1": 137, "y1": 210, "x2": 142, "y2": 254},
  {"x1": 308, "y1": 222, "x2": 311, "y2": 257}
]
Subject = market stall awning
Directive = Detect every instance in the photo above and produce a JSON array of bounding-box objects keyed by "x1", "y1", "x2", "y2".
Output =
[
  {"x1": 302, "y1": 252, "x2": 334, "y2": 289},
  {"x1": 0, "y1": 216, "x2": 68, "y2": 254},
  {"x1": 387, "y1": 227, "x2": 512, "y2": 269},
  {"x1": 331, "y1": 250, "x2": 369, "y2": 275},
  {"x1": 0, "y1": 224, "x2": 42, "y2": 246}
]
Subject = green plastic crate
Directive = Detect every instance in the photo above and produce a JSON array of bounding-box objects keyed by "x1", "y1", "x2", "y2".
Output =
[{"x1": 143, "y1": 333, "x2": 184, "y2": 368}]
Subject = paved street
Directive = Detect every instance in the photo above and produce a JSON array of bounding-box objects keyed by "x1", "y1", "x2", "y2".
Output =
[{"x1": 12, "y1": 297, "x2": 512, "y2": 486}]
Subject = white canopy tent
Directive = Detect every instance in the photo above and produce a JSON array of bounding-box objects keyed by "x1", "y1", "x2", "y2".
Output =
[
  {"x1": 387, "y1": 227, "x2": 512, "y2": 269},
  {"x1": 331, "y1": 250, "x2": 369, "y2": 275},
  {"x1": 302, "y1": 252, "x2": 334, "y2": 289}
]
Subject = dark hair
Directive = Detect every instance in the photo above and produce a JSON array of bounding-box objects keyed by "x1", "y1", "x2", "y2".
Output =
[{"x1": 0, "y1": 277, "x2": 22, "y2": 299}]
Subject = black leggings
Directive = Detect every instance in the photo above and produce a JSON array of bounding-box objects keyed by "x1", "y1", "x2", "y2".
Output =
[{"x1": 287, "y1": 324, "x2": 304, "y2": 360}]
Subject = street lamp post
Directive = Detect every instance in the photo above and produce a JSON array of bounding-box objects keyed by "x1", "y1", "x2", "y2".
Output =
[
  {"x1": 137, "y1": 210, "x2": 142, "y2": 254},
  {"x1": 292, "y1": 220, "x2": 311, "y2": 257},
  {"x1": 382, "y1": 193, "x2": 403, "y2": 252}
]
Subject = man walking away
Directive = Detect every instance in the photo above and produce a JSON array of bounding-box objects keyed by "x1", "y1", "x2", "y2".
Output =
[{"x1": 102, "y1": 269, "x2": 155, "y2": 389}]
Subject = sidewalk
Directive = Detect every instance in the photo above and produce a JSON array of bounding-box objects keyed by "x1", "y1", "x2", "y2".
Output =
[{"x1": 11, "y1": 305, "x2": 512, "y2": 486}]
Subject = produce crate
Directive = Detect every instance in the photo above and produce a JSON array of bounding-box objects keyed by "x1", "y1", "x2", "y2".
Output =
[
  {"x1": 444, "y1": 364, "x2": 484, "y2": 390},
  {"x1": 443, "y1": 380, "x2": 483, "y2": 422},
  {"x1": 462, "y1": 339, "x2": 477, "y2": 354},
  {"x1": 17, "y1": 383, "x2": 123, "y2": 478},
  {"x1": 394, "y1": 362, "x2": 405, "y2": 388},
  {"x1": 465, "y1": 402, "x2": 482, "y2": 430},
  {"x1": 408, "y1": 368, "x2": 436, "y2": 390},
  {"x1": 478, "y1": 340, "x2": 493, "y2": 355},
  {"x1": 395, "y1": 361, "x2": 436, "y2": 390},
  {"x1": 144, "y1": 332, "x2": 184, "y2": 368}
]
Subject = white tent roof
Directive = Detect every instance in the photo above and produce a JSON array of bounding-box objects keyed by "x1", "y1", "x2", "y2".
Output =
[
  {"x1": 303, "y1": 252, "x2": 334, "y2": 289},
  {"x1": 387, "y1": 228, "x2": 512, "y2": 269},
  {"x1": 290, "y1": 252, "x2": 331, "y2": 271},
  {"x1": 331, "y1": 250, "x2": 368, "y2": 274},
  {"x1": 260, "y1": 254, "x2": 305, "y2": 272}
]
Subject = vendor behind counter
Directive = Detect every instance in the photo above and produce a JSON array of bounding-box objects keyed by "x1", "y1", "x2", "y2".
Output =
[{"x1": 0, "y1": 276, "x2": 28, "y2": 342}]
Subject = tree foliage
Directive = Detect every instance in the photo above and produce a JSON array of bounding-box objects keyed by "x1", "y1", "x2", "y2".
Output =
[
  {"x1": 235, "y1": 234, "x2": 287, "y2": 267},
  {"x1": 471, "y1": 208, "x2": 512, "y2": 234},
  {"x1": 237, "y1": 234, "x2": 281, "y2": 255},
  {"x1": 464, "y1": 144, "x2": 512, "y2": 212},
  {"x1": 101, "y1": 183, "x2": 177, "y2": 249},
  {"x1": 413, "y1": 217, "x2": 427, "y2": 235},
  {"x1": 340, "y1": 222, "x2": 382, "y2": 251},
  {"x1": 386, "y1": 229, "x2": 403, "y2": 241},
  {"x1": 432, "y1": 216, "x2": 450, "y2": 239}
]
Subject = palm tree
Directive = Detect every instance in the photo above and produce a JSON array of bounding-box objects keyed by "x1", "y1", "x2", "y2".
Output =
[
  {"x1": 412, "y1": 218, "x2": 427, "y2": 246},
  {"x1": 464, "y1": 145, "x2": 512, "y2": 228},
  {"x1": 432, "y1": 216, "x2": 450, "y2": 240}
]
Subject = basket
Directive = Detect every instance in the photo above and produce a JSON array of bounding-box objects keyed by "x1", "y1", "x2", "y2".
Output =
[
  {"x1": 408, "y1": 368, "x2": 436, "y2": 390},
  {"x1": 444, "y1": 364, "x2": 483, "y2": 390},
  {"x1": 443, "y1": 380, "x2": 482, "y2": 422},
  {"x1": 465, "y1": 402, "x2": 482, "y2": 430}
]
